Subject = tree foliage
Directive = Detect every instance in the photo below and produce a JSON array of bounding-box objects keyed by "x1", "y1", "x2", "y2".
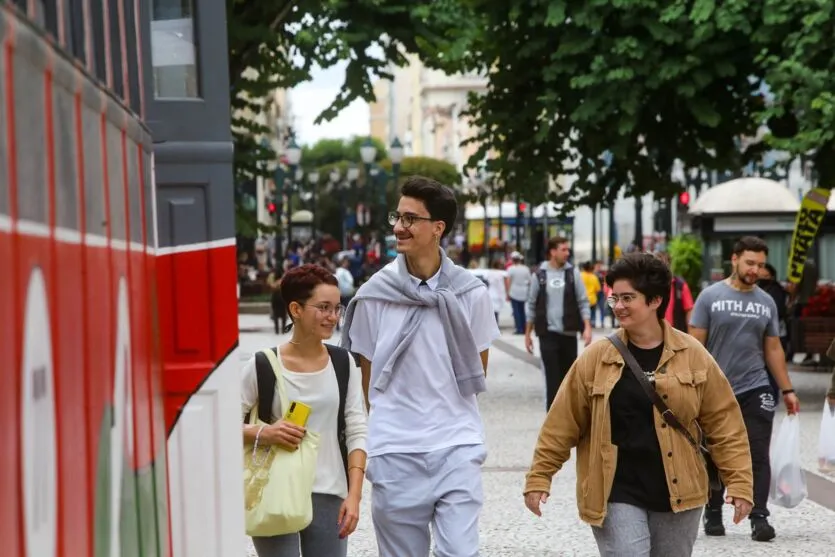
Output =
[
  {"x1": 301, "y1": 136, "x2": 388, "y2": 170},
  {"x1": 433, "y1": 0, "x2": 835, "y2": 211},
  {"x1": 226, "y1": 0, "x2": 471, "y2": 236},
  {"x1": 308, "y1": 155, "x2": 462, "y2": 242},
  {"x1": 756, "y1": 0, "x2": 835, "y2": 185},
  {"x1": 434, "y1": 0, "x2": 770, "y2": 211}
]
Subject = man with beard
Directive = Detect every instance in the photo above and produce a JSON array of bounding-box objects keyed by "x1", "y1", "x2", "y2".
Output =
[
  {"x1": 689, "y1": 236, "x2": 800, "y2": 542},
  {"x1": 341, "y1": 176, "x2": 499, "y2": 557}
]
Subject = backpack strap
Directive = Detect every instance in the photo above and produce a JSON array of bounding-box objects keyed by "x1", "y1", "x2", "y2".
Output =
[
  {"x1": 326, "y1": 344, "x2": 351, "y2": 483},
  {"x1": 253, "y1": 348, "x2": 278, "y2": 424}
]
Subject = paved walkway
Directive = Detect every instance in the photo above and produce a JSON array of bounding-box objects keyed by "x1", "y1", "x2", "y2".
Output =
[{"x1": 239, "y1": 314, "x2": 835, "y2": 556}]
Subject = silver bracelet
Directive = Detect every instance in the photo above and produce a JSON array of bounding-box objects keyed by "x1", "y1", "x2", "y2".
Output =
[{"x1": 252, "y1": 425, "x2": 266, "y2": 457}]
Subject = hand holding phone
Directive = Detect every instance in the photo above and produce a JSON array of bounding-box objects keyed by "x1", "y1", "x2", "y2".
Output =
[{"x1": 262, "y1": 420, "x2": 305, "y2": 449}]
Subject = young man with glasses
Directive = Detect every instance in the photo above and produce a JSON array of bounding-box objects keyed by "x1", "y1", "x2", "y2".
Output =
[
  {"x1": 525, "y1": 236, "x2": 593, "y2": 410},
  {"x1": 341, "y1": 176, "x2": 499, "y2": 557}
]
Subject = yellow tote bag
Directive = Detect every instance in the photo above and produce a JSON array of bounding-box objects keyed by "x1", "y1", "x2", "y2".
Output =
[{"x1": 243, "y1": 349, "x2": 320, "y2": 537}]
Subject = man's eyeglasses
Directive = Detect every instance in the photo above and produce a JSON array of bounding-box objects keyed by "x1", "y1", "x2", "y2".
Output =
[
  {"x1": 388, "y1": 211, "x2": 434, "y2": 229},
  {"x1": 305, "y1": 304, "x2": 344, "y2": 316}
]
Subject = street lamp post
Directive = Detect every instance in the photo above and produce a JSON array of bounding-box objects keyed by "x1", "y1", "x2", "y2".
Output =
[
  {"x1": 308, "y1": 169, "x2": 320, "y2": 237},
  {"x1": 359, "y1": 137, "x2": 378, "y2": 230},
  {"x1": 285, "y1": 138, "x2": 302, "y2": 244}
]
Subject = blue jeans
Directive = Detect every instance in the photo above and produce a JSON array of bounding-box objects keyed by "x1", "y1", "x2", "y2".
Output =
[{"x1": 510, "y1": 299, "x2": 526, "y2": 333}]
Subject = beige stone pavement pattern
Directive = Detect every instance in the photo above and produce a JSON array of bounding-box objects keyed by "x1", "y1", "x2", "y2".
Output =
[{"x1": 238, "y1": 314, "x2": 835, "y2": 556}]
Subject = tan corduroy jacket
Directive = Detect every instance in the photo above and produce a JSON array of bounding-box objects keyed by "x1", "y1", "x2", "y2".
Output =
[{"x1": 524, "y1": 322, "x2": 753, "y2": 526}]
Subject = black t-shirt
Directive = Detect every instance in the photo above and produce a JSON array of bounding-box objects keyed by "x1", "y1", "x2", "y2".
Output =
[{"x1": 608, "y1": 341, "x2": 672, "y2": 512}]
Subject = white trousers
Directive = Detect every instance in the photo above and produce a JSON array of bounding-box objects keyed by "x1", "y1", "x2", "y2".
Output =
[{"x1": 367, "y1": 444, "x2": 487, "y2": 557}]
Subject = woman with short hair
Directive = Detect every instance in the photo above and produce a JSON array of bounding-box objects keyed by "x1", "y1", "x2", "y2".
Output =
[
  {"x1": 242, "y1": 264, "x2": 368, "y2": 557},
  {"x1": 523, "y1": 253, "x2": 753, "y2": 556}
]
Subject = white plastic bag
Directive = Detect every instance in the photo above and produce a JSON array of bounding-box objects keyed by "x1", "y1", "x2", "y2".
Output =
[
  {"x1": 818, "y1": 402, "x2": 835, "y2": 474},
  {"x1": 768, "y1": 414, "x2": 807, "y2": 508}
]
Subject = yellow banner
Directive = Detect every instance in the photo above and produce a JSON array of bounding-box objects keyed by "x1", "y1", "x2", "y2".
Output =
[{"x1": 787, "y1": 187, "x2": 832, "y2": 283}]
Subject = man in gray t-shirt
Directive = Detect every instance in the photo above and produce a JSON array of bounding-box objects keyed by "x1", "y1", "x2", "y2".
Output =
[
  {"x1": 690, "y1": 281, "x2": 779, "y2": 395},
  {"x1": 689, "y1": 236, "x2": 800, "y2": 543}
]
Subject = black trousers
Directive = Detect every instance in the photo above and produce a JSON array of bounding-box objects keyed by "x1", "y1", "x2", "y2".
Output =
[
  {"x1": 539, "y1": 332, "x2": 579, "y2": 410},
  {"x1": 707, "y1": 385, "x2": 776, "y2": 518}
]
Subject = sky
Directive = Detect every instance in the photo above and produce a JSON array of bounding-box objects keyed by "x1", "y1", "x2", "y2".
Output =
[{"x1": 290, "y1": 60, "x2": 371, "y2": 146}]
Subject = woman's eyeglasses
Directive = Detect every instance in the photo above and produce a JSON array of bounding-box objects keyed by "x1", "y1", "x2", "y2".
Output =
[
  {"x1": 606, "y1": 294, "x2": 638, "y2": 308},
  {"x1": 305, "y1": 304, "x2": 344, "y2": 316}
]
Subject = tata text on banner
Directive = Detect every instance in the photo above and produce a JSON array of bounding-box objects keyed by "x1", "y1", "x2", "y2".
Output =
[{"x1": 787, "y1": 187, "x2": 832, "y2": 283}]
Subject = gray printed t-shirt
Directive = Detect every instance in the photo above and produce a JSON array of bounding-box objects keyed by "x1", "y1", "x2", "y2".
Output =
[{"x1": 690, "y1": 281, "x2": 780, "y2": 395}]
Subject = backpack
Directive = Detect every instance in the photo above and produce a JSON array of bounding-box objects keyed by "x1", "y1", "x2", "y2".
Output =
[{"x1": 252, "y1": 344, "x2": 351, "y2": 483}]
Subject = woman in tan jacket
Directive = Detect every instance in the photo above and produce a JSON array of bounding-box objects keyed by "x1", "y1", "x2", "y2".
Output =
[{"x1": 523, "y1": 253, "x2": 753, "y2": 556}]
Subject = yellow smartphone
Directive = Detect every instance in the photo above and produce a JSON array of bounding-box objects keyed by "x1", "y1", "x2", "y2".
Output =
[{"x1": 284, "y1": 401, "x2": 311, "y2": 427}]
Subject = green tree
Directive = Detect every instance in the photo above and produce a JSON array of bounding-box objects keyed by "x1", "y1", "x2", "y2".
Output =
[
  {"x1": 311, "y1": 156, "x2": 463, "y2": 242},
  {"x1": 227, "y1": 0, "x2": 470, "y2": 236},
  {"x1": 668, "y1": 234, "x2": 704, "y2": 296},
  {"x1": 301, "y1": 137, "x2": 388, "y2": 170},
  {"x1": 435, "y1": 0, "x2": 782, "y2": 211},
  {"x1": 756, "y1": 2, "x2": 835, "y2": 186}
]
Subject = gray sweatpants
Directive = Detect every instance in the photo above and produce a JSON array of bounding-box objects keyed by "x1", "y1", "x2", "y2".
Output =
[
  {"x1": 591, "y1": 502, "x2": 702, "y2": 557},
  {"x1": 367, "y1": 443, "x2": 487, "y2": 557},
  {"x1": 251, "y1": 493, "x2": 346, "y2": 557}
]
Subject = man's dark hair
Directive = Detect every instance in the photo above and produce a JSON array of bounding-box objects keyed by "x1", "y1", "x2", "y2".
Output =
[
  {"x1": 547, "y1": 236, "x2": 569, "y2": 251},
  {"x1": 400, "y1": 176, "x2": 457, "y2": 238},
  {"x1": 732, "y1": 235, "x2": 769, "y2": 256},
  {"x1": 605, "y1": 252, "x2": 672, "y2": 320}
]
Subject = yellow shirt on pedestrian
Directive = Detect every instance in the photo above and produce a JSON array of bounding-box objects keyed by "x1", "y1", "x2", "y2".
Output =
[{"x1": 581, "y1": 271, "x2": 601, "y2": 306}]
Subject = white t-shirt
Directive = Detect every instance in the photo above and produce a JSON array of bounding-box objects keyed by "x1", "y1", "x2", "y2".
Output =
[
  {"x1": 240, "y1": 351, "x2": 368, "y2": 499},
  {"x1": 507, "y1": 264, "x2": 532, "y2": 301},
  {"x1": 335, "y1": 267, "x2": 355, "y2": 296},
  {"x1": 348, "y1": 262, "x2": 500, "y2": 457}
]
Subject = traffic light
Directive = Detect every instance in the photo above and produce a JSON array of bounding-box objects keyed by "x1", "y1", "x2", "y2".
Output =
[
  {"x1": 678, "y1": 191, "x2": 690, "y2": 213},
  {"x1": 267, "y1": 200, "x2": 276, "y2": 214}
]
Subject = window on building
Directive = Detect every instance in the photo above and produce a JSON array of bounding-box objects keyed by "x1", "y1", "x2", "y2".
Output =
[
  {"x1": 127, "y1": 143, "x2": 142, "y2": 243},
  {"x1": 14, "y1": 56, "x2": 47, "y2": 223},
  {"x1": 123, "y1": 0, "x2": 141, "y2": 113},
  {"x1": 151, "y1": 0, "x2": 199, "y2": 98},
  {"x1": 89, "y1": 0, "x2": 108, "y2": 83},
  {"x1": 107, "y1": 0, "x2": 124, "y2": 98},
  {"x1": 82, "y1": 108, "x2": 106, "y2": 236},
  {"x1": 54, "y1": 84, "x2": 79, "y2": 230},
  {"x1": 107, "y1": 124, "x2": 126, "y2": 241},
  {"x1": 0, "y1": 49, "x2": 7, "y2": 218}
]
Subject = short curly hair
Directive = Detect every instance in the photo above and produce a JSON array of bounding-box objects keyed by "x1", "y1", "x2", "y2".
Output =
[
  {"x1": 605, "y1": 253, "x2": 672, "y2": 320},
  {"x1": 279, "y1": 264, "x2": 338, "y2": 314}
]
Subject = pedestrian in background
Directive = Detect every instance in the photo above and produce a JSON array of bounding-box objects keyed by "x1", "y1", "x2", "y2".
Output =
[
  {"x1": 689, "y1": 236, "x2": 800, "y2": 541},
  {"x1": 525, "y1": 236, "x2": 593, "y2": 410},
  {"x1": 655, "y1": 252, "x2": 694, "y2": 333},
  {"x1": 524, "y1": 253, "x2": 753, "y2": 557},
  {"x1": 580, "y1": 261, "x2": 602, "y2": 328},
  {"x1": 506, "y1": 251, "x2": 531, "y2": 334}
]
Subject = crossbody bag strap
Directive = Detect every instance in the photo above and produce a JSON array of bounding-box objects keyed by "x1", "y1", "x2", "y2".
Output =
[{"x1": 606, "y1": 334, "x2": 701, "y2": 449}]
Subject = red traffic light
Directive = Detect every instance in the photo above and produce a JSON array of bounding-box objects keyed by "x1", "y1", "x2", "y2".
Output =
[
  {"x1": 267, "y1": 202, "x2": 276, "y2": 213},
  {"x1": 518, "y1": 202, "x2": 527, "y2": 212},
  {"x1": 678, "y1": 191, "x2": 690, "y2": 206}
]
